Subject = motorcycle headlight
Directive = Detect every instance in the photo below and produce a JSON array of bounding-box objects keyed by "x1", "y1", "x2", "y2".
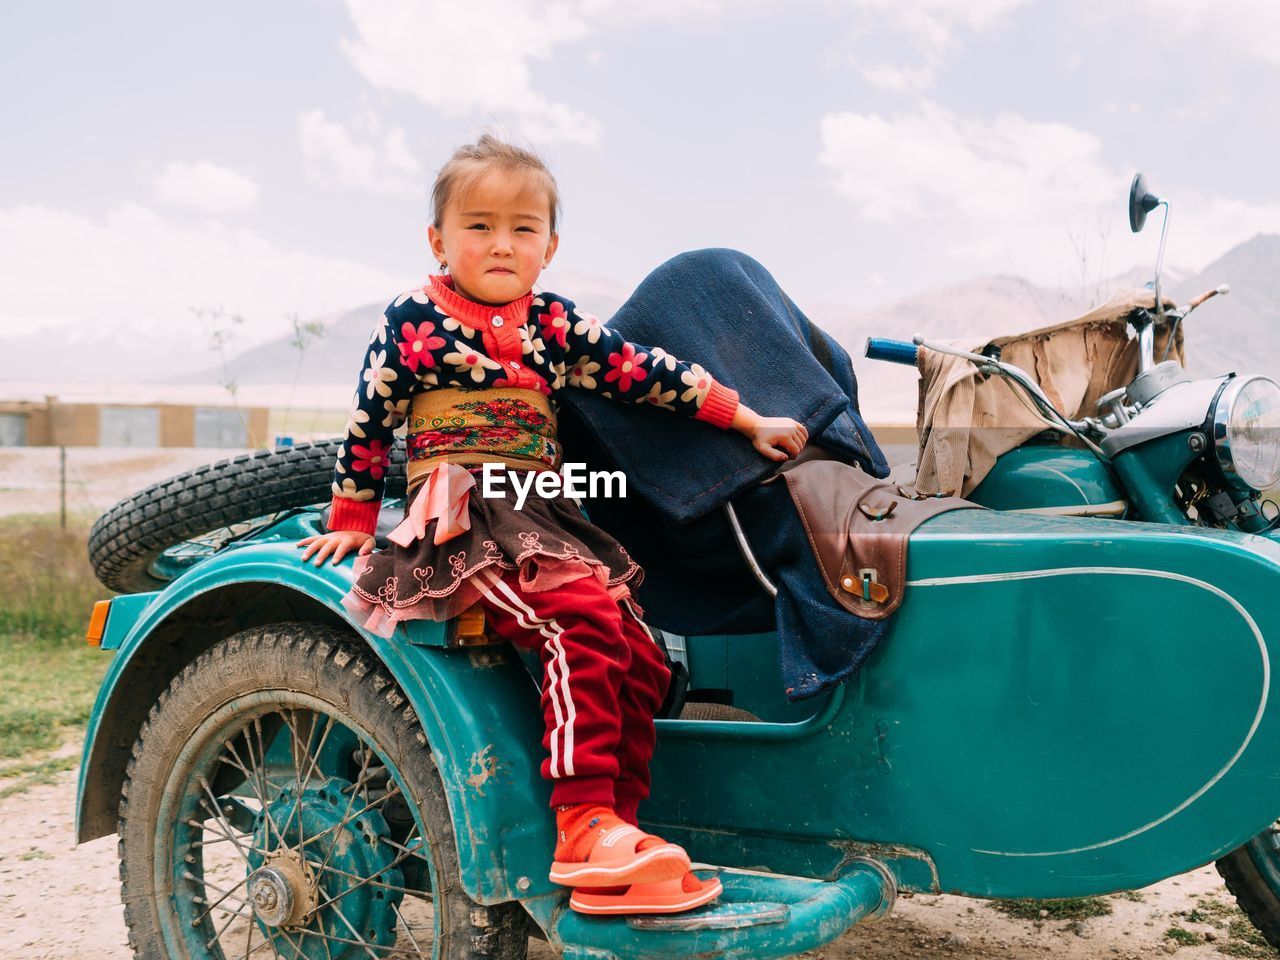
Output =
[{"x1": 1213, "y1": 376, "x2": 1280, "y2": 492}]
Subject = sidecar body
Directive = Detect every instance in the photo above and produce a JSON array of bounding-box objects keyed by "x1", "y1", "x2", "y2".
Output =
[{"x1": 77, "y1": 489, "x2": 1280, "y2": 959}]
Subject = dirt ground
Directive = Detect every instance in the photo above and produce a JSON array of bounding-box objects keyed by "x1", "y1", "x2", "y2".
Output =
[{"x1": 0, "y1": 755, "x2": 1267, "y2": 960}]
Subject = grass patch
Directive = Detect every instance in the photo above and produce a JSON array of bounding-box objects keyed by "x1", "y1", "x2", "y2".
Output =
[
  {"x1": 1166, "y1": 925, "x2": 1203, "y2": 946},
  {"x1": 0, "y1": 754, "x2": 80, "y2": 799},
  {"x1": 1218, "y1": 943, "x2": 1279, "y2": 958},
  {"x1": 18, "y1": 848, "x2": 51, "y2": 861},
  {"x1": 0, "y1": 634, "x2": 111, "y2": 759},
  {"x1": 0, "y1": 514, "x2": 110, "y2": 638},
  {"x1": 0, "y1": 516, "x2": 113, "y2": 794},
  {"x1": 1111, "y1": 890, "x2": 1146, "y2": 902},
  {"x1": 1188, "y1": 896, "x2": 1243, "y2": 920},
  {"x1": 1227, "y1": 920, "x2": 1277, "y2": 949},
  {"x1": 990, "y1": 896, "x2": 1113, "y2": 920}
]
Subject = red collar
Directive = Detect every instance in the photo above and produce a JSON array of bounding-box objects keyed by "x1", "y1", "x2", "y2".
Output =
[{"x1": 423, "y1": 275, "x2": 533, "y2": 328}]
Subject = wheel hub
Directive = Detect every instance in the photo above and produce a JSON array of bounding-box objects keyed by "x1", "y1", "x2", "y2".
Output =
[
  {"x1": 249, "y1": 849, "x2": 318, "y2": 929},
  {"x1": 246, "y1": 775, "x2": 405, "y2": 959}
]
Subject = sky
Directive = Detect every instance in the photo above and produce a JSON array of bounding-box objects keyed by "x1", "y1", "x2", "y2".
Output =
[{"x1": 2, "y1": 0, "x2": 1278, "y2": 367}]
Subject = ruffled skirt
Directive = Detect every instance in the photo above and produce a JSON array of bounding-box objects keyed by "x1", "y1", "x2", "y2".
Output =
[{"x1": 343, "y1": 474, "x2": 643, "y2": 637}]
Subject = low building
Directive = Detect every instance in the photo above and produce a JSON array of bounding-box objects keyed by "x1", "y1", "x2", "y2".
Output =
[{"x1": 0, "y1": 397, "x2": 269, "y2": 448}]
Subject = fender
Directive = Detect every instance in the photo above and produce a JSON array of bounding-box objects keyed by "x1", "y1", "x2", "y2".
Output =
[{"x1": 76, "y1": 540, "x2": 554, "y2": 905}]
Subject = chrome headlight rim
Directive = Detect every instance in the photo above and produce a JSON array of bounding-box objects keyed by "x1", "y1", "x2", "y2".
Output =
[{"x1": 1213, "y1": 375, "x2": 1280, "y2": 493}]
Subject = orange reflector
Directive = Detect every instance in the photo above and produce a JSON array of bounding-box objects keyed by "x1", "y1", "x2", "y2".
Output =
[
  {"x1": 86, "y1": 599, "x2": 111, "y2": 647},
  {"x1": 453, "y1": 605, "x2": 488, "y2": 645}
]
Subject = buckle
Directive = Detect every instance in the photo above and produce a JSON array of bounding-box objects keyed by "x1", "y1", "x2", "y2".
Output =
[
  {"x1": 857, "y1": 500, "x2": 898, "y2": 521},
  {"x1": 839, "y1": 568, "x2": 890, "y2": 604}
]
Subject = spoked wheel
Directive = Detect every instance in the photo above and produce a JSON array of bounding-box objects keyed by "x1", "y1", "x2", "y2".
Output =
[{"x1": 117, "y1": 624, "x2": 529, "y2": 960}]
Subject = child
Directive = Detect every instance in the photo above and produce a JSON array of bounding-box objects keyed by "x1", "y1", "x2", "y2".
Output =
[{"x1": 298, "y1": 133, "x2": 808, "y2": 915}]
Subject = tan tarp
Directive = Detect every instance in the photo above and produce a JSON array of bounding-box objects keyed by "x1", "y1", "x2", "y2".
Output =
[{"x1": 914, "y1": 290, "x2": 1183, "y2": 496}]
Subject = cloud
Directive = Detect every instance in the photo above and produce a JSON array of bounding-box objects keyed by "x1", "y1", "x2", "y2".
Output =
[
  {"x1": 298, "y1": 110, "x2": 423, "y2": 193},
  {"x1": 818, "y1": 102, "x2": 1114, "y2": 224},
  {"x1": 842, "y1": 0, "x2": 1029, "y2": 56},
  {"x1": 340, "y1": 0, "x2": 601, "y2": 145},
  {"x1": 337, "y1": 0, "x2": 772, "y2": 145},
  {"x1": 858, "y1": 61, "x2": 936, "y2": 93},
  {"x1": 818, "y1": 102, "x2": 1121, "y2": 283},
  {"x1": 1114, "y1": 0, "x2": 1280, "y2": 67},
  {"x1": 154, "y1": 161, "x2": 259, "y2": 213},
  {"x1": 0, "y1": 203, "x2": 405, "y2": 351},
  {"x1": 818, "y1": 100, "x2": 1279, "y2": 283},
  {"x1": 1167, "y1": 195, "x2": 1280, "y2": 270},
  {"x1": 841, "y1": 0, "x2": 1028, "y2": 94}
]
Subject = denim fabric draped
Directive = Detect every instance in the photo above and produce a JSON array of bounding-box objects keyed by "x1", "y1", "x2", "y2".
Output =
[{"x1": 558, "y1": 249, "x2": 892, "y2": 701}]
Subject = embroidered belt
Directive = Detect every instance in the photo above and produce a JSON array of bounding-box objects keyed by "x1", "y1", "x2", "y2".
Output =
[
  {"x1": 395, "y1": 387, "x2": 560, "y2": 548},
  {"x1": 405, "y1": 387, "x2": 561, "y2": 490}
]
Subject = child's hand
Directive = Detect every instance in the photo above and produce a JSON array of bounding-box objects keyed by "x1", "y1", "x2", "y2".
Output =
[
  {"x1": 297, "y1": 530, "x2": 375, "y2": 566},
  {"x1": 732, "y1": 405, "x2": 809, "y2": 462}
]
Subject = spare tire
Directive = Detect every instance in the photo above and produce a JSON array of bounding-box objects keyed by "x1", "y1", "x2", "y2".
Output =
[{"x1": 88, "y1": 438, "x2": 406, "y2": 594}]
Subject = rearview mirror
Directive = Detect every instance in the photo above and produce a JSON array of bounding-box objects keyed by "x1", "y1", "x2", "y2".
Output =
[{"x1": 1129, "y1": 173, "x2": 1161, "y2": 233}]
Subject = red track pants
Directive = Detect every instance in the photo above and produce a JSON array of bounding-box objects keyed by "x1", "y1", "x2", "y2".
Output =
[{"x1": 475, "y1": 567, "x2": 672, "y2": 818}]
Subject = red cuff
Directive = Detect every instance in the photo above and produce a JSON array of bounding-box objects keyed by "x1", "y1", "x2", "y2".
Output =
[
  {"x1": 328, "y1": 496, "x2": 381, "y2": 536},
  {"x1": 694, "y1": 380, "x2": 740, "y2": 429}
]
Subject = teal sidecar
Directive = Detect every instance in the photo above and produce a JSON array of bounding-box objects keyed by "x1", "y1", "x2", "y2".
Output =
[{"x1": 75, "y1": 447, "x2": 1280, "y2": 960}]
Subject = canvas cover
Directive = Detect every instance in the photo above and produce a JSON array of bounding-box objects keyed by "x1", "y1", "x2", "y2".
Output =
[{"x1": 914, "y1": 290, "x2": 1183, "y2": 496}]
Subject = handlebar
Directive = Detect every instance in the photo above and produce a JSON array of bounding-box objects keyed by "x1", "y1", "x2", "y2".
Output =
[{"x1": 864, "y1": 337, "x2": 919, "y2": 366}]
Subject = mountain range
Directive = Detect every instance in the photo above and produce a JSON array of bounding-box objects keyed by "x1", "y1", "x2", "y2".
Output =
[{"x1": 10, "y1": 235, "x2": 1278, "y2": 422}]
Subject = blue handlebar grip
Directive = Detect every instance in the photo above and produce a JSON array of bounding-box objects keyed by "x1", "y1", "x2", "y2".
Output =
[{"x1": 864, "y1": 337, "x2": 919, "y2": 366}]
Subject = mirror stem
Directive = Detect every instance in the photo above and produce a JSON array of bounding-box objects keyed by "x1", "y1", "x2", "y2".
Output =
[
  {"x1": 1152, "y1": 200, "x2": 1171, "y2": 323},
  {"x1": 1137, "y1": 320, "x2": 1155, "y2": 374}
]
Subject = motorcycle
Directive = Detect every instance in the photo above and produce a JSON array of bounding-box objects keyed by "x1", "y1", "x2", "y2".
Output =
[{"x1": 74, "y1": 173, "x2": 1280, "y2": 959}]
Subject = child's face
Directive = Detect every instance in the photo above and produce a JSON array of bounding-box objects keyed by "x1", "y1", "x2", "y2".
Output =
[{"x1": 428, "y1": 168, "x2": 559, "y2": 305}]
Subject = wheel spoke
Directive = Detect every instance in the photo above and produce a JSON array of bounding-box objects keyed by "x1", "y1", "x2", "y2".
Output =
[
  {"x1": 311, "y1": 743, "x2": 377, "y2": 873},
  {"x1": 187, "y1": 873, "x2": 252, "y2": 903},
  {"x1": 205, "y1": 891, "x2": 252, "y2": 950},
  {"x1": 302, "y1": 783, "x2": 402, "y2": 852},
  {"x1": 217, "y1": 749, "x2": 269, "y2": 808},
  {"x1": 321, "y1": 887, "x2": 386, "y2": 959},
  {"x1": 192, "y1": 832, "x2": 241, "y2": 847},
  {"x1": 244, "y1": 718, "x2": 290, "y2": 849},
  {"x1": 308, "y1": 859, "x2": 432, "y2": 900},
  {"x1": 310, "y1": 831, "x2": 426, "y2": 915},
  {"x1": 381, "y1": 834, "x2": 430, "y2": 864},
  {"x1": 283, "y1": 925, "x2": 396, "y2": 955},
  {"x1": 306, "y1": 920, "x2": 336, "y2": 960},
  {"x1": 306, "y1": 783, "x2": 403, "y2": 888},
  {"x1": 189, "y1": 872, "x2": 253, "y2": 926},
  {"x1": 393, "y1": 902, "x2": 427, "y2": 956},
  {"x1": 204, "y1": 899, "x2": 253, "y2": 921},
  {"x1": 186, "y1": 818, "x2": 270, "y2": 858},
  {"x1": 199, "y1": 776, "x2": 253, "y2": 868},
  {"x1": 221, "y1": 730, "x2": 287, "y2": 849},
  {"x1": 269, "y1": 924, "x2": 309, "y2": 960},
  {"x1": 283, "y1": 709, "x2": 336, "y2": 843}
]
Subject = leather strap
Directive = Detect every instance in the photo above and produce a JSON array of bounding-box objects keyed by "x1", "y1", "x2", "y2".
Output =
[{"x1": 774, "y1": 458, "x2": 982, "y2": 620}]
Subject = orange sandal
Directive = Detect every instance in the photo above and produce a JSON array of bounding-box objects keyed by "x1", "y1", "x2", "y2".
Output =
[
  {"x1": 569, "y1": 871, "x2": 723, "y2": 915},
  {"x1": 549, "y1": 823, "x2": 691, "y2": 888}
]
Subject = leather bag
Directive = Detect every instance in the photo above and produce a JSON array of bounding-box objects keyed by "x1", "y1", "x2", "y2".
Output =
[{"x1": 772, "y1": 458, "x2": 982, "y2": 620}]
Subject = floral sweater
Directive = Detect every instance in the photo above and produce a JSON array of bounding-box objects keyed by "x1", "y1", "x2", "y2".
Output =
[{"x1": 329, "y1": 275, "x2": 741, "y2": 535}]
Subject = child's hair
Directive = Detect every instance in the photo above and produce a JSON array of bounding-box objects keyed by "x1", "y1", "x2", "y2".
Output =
[{"x1": 431, "y1": 133, "x2": 561, "y2": 234}]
